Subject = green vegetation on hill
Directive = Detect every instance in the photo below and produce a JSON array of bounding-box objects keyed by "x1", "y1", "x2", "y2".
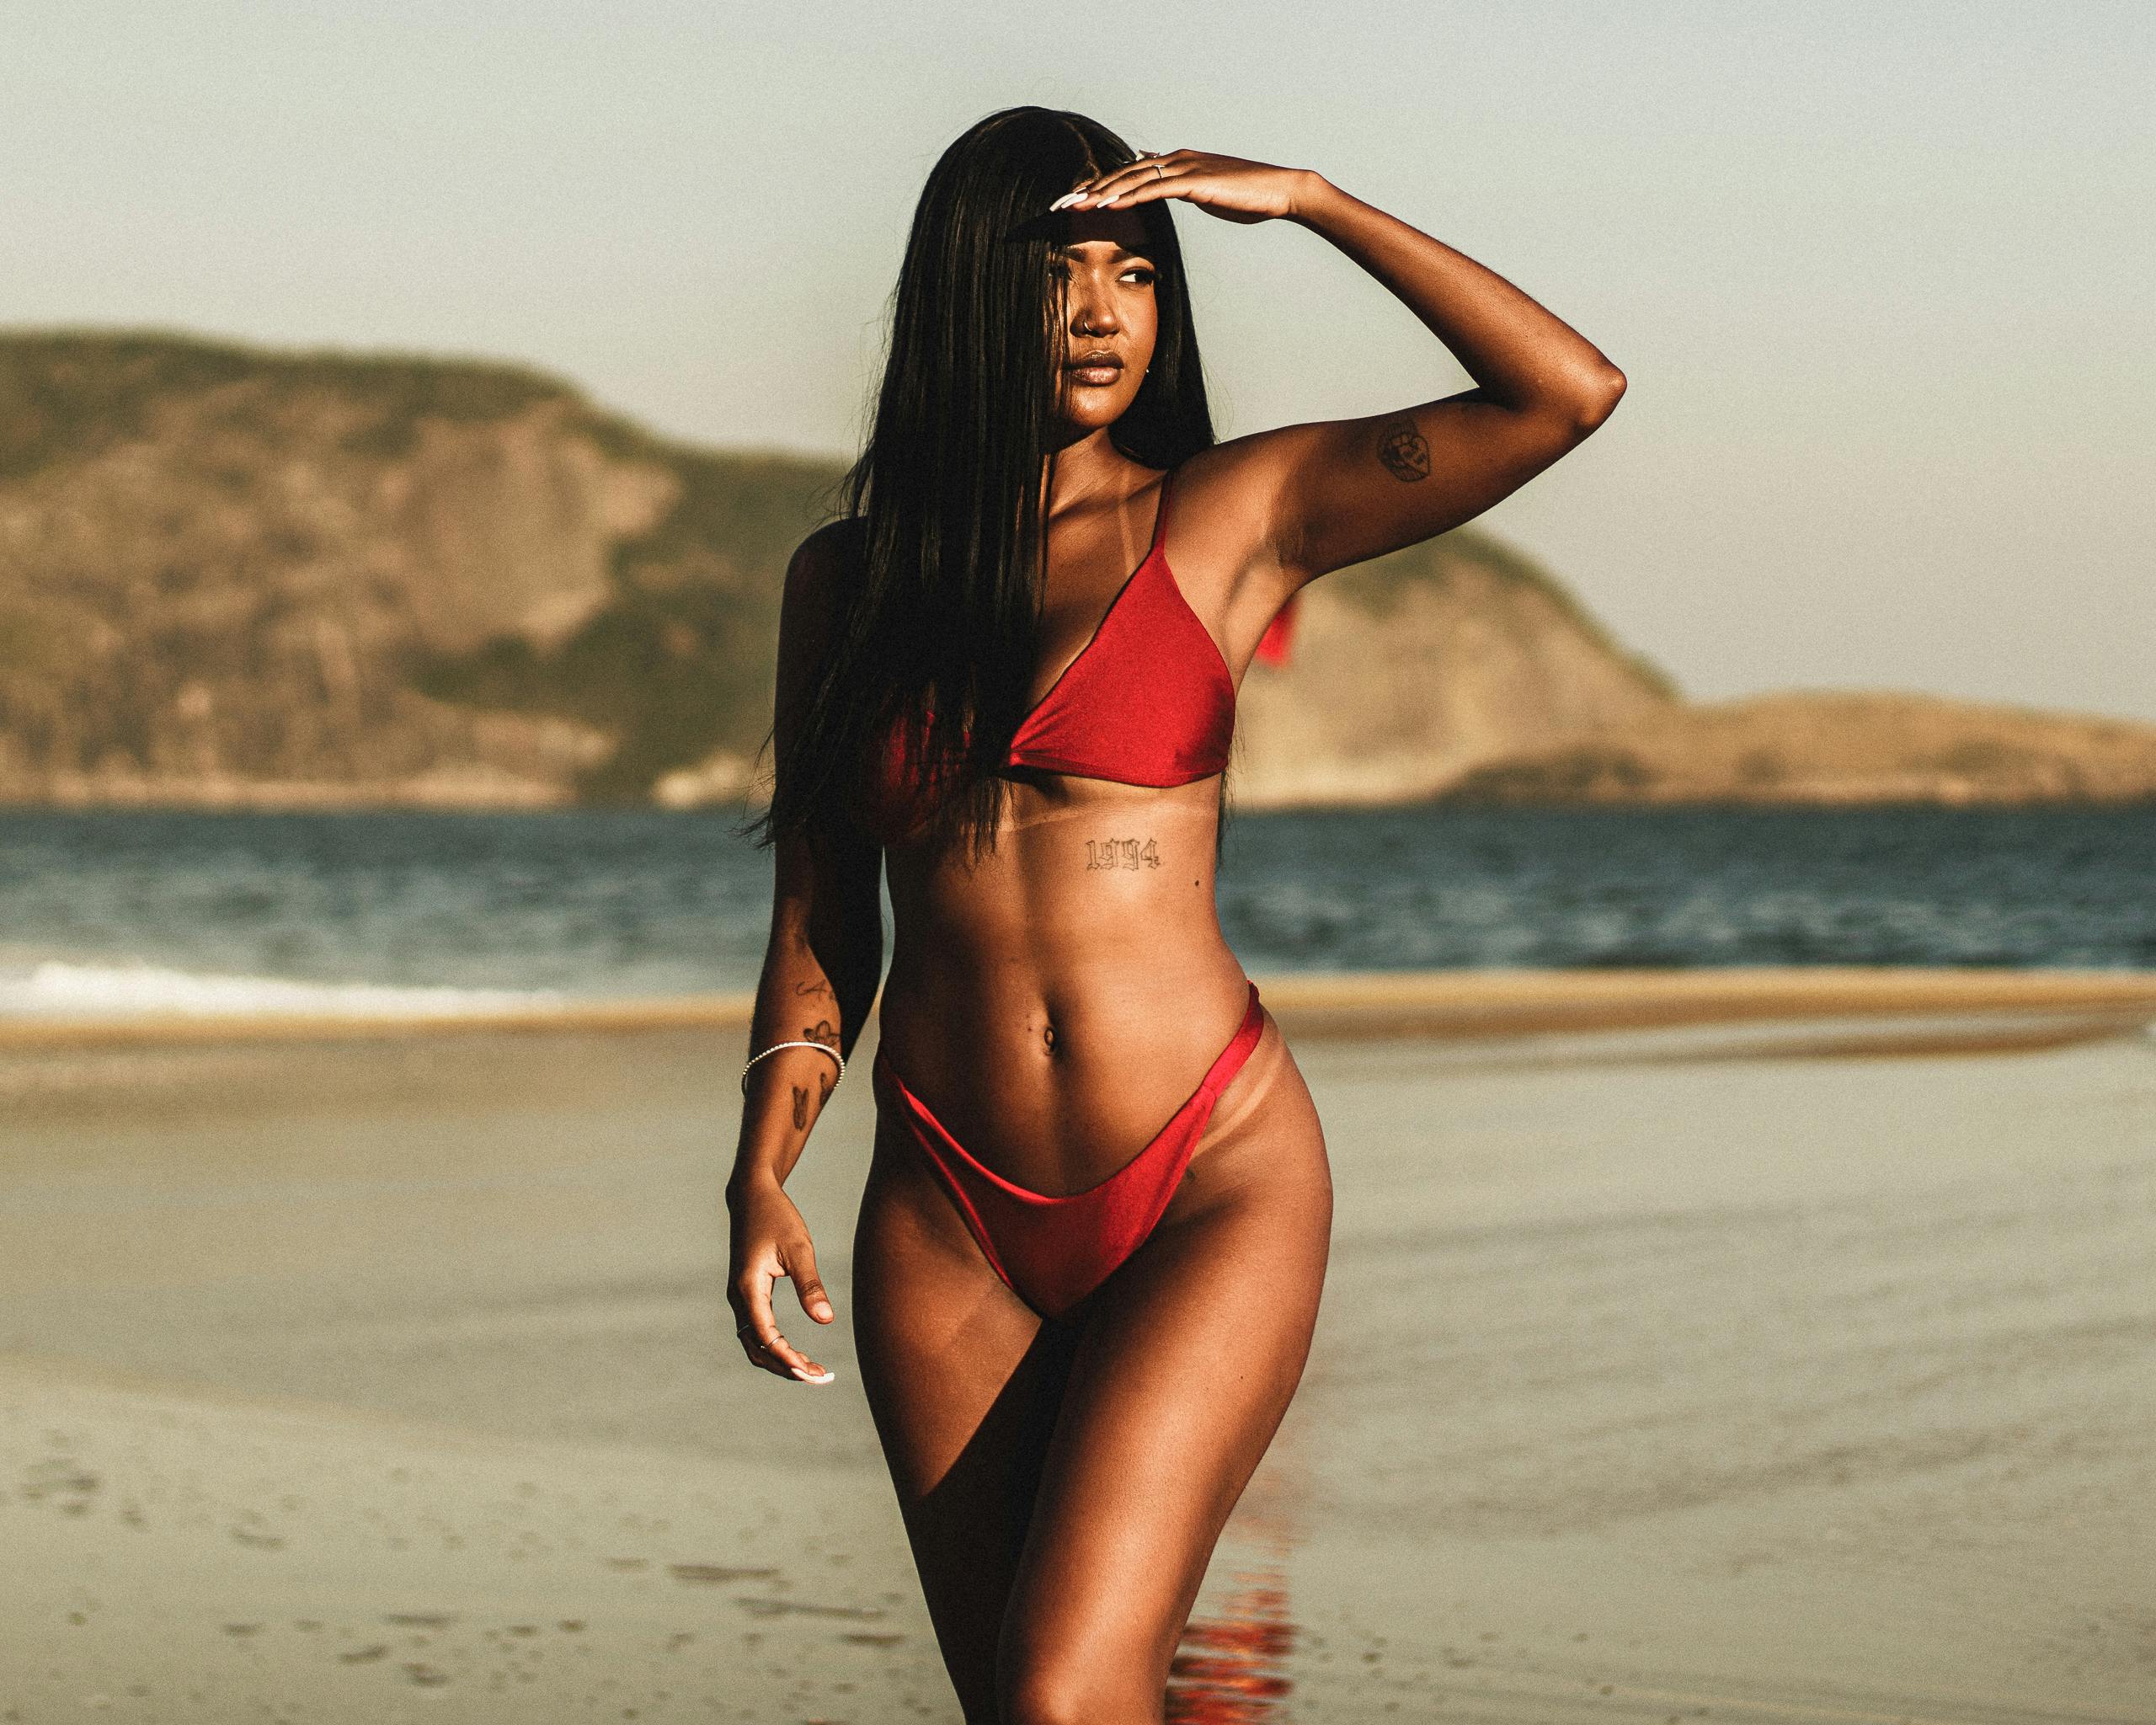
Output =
[{"x1": 405, "y1": 447, "x2": 849, "y2": 801}]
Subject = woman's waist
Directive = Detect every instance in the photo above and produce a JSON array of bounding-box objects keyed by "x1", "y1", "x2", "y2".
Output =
[
  {"x1": 876, "y1": 941, "x2": 1251, "y2": 1092},
  {"x1": 872, "y1": 949, "x2": 1260, "y2": 1194},
  {"x1": 881, "y1": 925, "x2": 1244, "y2": 1037}
]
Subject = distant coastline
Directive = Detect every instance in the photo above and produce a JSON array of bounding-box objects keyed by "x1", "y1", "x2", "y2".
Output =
[{"x1": 5, "y1": 328, "x2": 2155, "y2": 813}]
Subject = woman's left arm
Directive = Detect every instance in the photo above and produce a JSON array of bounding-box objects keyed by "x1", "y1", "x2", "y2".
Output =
[{"x1": 1069, "y1": 153, "x2": 1625, "y2": 586}]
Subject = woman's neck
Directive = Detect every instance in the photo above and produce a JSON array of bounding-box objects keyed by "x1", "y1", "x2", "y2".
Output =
[{"x1": 1042, "y1": 427, "x2": 1143, "y2": 514}]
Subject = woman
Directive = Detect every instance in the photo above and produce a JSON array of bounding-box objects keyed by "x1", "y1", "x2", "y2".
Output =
[{"x1": 728, "y1": 106, "x2": 1622, "y2": 1723}]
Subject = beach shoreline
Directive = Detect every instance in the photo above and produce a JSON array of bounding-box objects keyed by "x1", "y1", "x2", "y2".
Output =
[
  {"x1": 5, "y1": 963, "x2": 2153, "y2": 1051},
  {"x1": 6, "y1": 974, "x2": 2154, "y2": 1721}
]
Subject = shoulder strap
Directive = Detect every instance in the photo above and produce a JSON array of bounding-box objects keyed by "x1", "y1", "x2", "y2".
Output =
[{"x1": 1148, "y1": 465, "x2": 1176, "y2": 557}]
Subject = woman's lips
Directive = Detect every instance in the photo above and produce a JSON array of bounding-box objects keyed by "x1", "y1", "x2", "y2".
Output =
[{"x1": 1066, "y1": 361, "x2": 1123, "y2": 387}]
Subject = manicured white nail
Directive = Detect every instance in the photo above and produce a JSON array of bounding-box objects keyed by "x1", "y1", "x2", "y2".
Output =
[
  {"x1": 795, "y1": 1367, "x2": 836, "y2": 1386},
  {"x1": 1050, "y1": 192, "x2": 1081, "y2": 211}
]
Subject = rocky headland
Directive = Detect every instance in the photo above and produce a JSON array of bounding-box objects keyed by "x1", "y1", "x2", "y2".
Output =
[{"x1": 2, "y1": 329, "x2": 2148, "y2": 813}]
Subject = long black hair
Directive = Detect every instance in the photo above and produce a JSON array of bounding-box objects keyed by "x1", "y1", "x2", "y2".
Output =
[{"x1": 747, "y1": 105, "x2": 1217, "y2": 861}]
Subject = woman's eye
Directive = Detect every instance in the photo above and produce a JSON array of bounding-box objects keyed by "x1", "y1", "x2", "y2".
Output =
[{"x1": 1047, "y1": 261, "x2": 1153, "y2": 284}]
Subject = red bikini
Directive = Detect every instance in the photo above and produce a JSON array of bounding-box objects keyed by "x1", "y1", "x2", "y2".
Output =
[
  {"x1": 1001, "y1": 466, "x2": 1235, "y2": 785},
  {"x1": 860, "y1": 462, "x2": 1234, "y2": 842},
  {"x1": 873, "y1": 983, "x2": 1265, "y2": 1319},
  {"x1": 867, "y1": 465, "x2": 1267, "y2": 1320}
]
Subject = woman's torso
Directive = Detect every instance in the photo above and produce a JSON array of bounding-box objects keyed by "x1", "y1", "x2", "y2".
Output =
[{"x1": 867, "y1": 459, "x2": 1268, "y2": 1197}]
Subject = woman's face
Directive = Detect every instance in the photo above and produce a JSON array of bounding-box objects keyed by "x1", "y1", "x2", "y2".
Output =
[{"x1": 1049, "y1": 205, "x2": 1160, "y2": 434}]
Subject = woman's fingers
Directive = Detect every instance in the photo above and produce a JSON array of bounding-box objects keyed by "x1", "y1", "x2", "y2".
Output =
[
  {"x1": 1052, "y1": 152, "x2": 1300, "y2": 225},
  {"x1": 787, "y1": 1236, "x2": 836, "y2": 1325},
  {"x1": 741, "y1": 1306, "x2": 835, "y2": 1385},
  {"x1": 733, "y1": 1260, "x2": 836, "y2": 1385},
  {"x1": 1054, "y1": 153, "x2": 1191, "y2": 210},
  {"x1": 1089, "y1": 169, "x2": 1199, "y2": 210},
  {"x1": 1095, "y1": 149, "x2": 1191, "y2": 194}
]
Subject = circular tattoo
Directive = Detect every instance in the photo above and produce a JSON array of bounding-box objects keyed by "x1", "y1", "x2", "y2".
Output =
[{"x1": 1378, "y1": 421, "x2": 1431, "y2": 483}]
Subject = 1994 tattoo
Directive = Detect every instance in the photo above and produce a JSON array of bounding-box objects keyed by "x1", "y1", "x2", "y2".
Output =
[{"x1": 1086, "y1": 836, "x2": 1161, "y2": 871}]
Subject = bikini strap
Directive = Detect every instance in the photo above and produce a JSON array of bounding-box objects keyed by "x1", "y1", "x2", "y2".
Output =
[{"x1": 1149, "y1": 464, "x2": 1176, "y2": 558}]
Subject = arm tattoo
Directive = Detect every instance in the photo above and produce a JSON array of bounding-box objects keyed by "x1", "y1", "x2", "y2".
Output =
[
  {"x1": 1378, "y1": 419, "x2": 1431, "y2": 483},
  {"x1": 1086, "y1": 836, "x2": 1161, "y2": 871},
  {"x1": 791, "y1": 1085, "x2": 809, "y2": 1130}
]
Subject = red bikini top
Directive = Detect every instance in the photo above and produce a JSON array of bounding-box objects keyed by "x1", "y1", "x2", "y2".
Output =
[{"x1": 860, "y1": 466, "x2": 1235, "y2": 841}]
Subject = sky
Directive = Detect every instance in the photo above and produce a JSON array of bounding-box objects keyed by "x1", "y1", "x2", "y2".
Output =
[{"x1": 5, "y1": 1, "x2": 2152, "y2": 720}]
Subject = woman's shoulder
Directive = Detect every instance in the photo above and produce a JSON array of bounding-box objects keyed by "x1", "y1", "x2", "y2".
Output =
[
  {"x1": 781, "y1": 515, "x2": 867, "y2": 628},
  {"x1": 772, "y1": 517, "x2": 868, "y2": 686},
  {"x1": 787, "y1": 514, "x2": 867, "y2": 590}
]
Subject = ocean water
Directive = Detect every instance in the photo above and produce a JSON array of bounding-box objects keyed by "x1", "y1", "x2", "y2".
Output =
[{"x1": 0, "y1": 803, "x2": 2150, "y2": 1019}]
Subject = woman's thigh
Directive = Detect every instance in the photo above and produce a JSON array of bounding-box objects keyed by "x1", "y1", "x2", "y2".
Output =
[
  {"x1": 851, "y1": 1109, "x2": 1072, "y2": 1723},
  {"x1": 999, "y1": 1018, "x2": 1333, "y2": 1722}
]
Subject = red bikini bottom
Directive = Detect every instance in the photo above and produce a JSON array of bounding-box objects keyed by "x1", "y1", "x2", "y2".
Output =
[{"x1": 872, "y1": 981, "x2": 1266, "y2": 1321}]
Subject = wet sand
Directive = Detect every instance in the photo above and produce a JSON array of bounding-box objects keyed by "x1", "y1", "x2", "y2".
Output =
[{"x1": 3, "y1": 971, "x2": 2153, "y2": 1722}]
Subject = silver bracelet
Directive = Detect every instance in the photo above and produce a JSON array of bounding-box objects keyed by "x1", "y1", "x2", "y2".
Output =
[{"x1": 740, "y1": 1039, "x2": 846, "y2": 1095}]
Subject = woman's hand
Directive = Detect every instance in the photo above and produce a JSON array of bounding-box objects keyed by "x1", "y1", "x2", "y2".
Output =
[
  {"x1": 726, "y1": 1174, "x2": 838, "y2": 1385},
  {"x1": 1054, "y1": 150, "x2": 1319, "y2": 226}
]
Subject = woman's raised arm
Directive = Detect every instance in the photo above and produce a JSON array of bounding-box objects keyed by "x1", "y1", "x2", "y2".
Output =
[
  {"x1": 724, "y1": 522, "x2": 884, "y2": 1384},
  {"x1": 1068, "y1": 153, "x2": 1625, "y2": 587}
]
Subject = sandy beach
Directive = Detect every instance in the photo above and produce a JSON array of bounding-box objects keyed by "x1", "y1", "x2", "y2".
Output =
[{"x1": 4, "y1": 969, "x2": 2154, "y2": 1722}]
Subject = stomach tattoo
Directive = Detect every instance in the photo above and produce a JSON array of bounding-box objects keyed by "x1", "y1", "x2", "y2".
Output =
[{"x1": 1086, "y1": 836, "x2": 1161, "y2": 871}]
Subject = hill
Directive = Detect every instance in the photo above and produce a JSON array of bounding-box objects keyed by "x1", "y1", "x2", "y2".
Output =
[
  {"x1": 1438, "y1": 692, "x2": 2156, "y2": 808},
  {"x1": 3, "y1": 329, "x2": 2148, "y2": 814},
  {"x1": 0, "y1": 330, "x2": 838, "y2": 806},
  {"x1": 0, "y1": 329, "x2": 1672, "y2": 811}
]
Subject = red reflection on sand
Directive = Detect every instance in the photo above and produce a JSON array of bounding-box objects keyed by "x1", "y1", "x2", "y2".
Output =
[
  {"x1": 1166, "y1": 1570, "x2": 1296, "y2": 1722},
  {"x1": 1166, "y1": 1418, "x2": 1308, "y2": 1722}
]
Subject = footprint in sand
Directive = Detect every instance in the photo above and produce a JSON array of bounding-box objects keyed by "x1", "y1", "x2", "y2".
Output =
[
  {"x1": 669, "y1": 1563, "x2": 777, "y2": 1584},
  {"x1": 735, "y1": 1599, "x2": 884, "y2": 1621}
]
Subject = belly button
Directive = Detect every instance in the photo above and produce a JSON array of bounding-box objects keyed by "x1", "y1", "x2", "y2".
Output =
[{"x1": 1043, "y1": 1022, "x2": 1059, "y2": 1056}]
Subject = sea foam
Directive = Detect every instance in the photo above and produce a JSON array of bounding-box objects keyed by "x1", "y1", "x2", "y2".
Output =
[{"x1": 0, "y1": 958, "x2": 565, "y2": 1021}]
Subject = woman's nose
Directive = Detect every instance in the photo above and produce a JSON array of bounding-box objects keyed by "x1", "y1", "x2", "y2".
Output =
[{"x1": 1071, "y1": 295, "x2": 1119, "y2": 337}]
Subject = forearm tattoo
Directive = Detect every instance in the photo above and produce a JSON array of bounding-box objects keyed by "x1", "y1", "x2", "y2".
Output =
[
  {"x1": 1378, "y1": 418, "x2": 1431, "y2": 483},
  {"x1": 790, "y1": 1062, "x2": 835, "y2": 1134},
  {"x1": 1086, "y1": 836, "x2": 1161, "y2": 871}
]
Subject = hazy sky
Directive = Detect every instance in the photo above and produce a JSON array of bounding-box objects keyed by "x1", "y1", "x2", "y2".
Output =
[{"x1": 7, "y1": 2, "x2": 2152, "y2": 719}]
